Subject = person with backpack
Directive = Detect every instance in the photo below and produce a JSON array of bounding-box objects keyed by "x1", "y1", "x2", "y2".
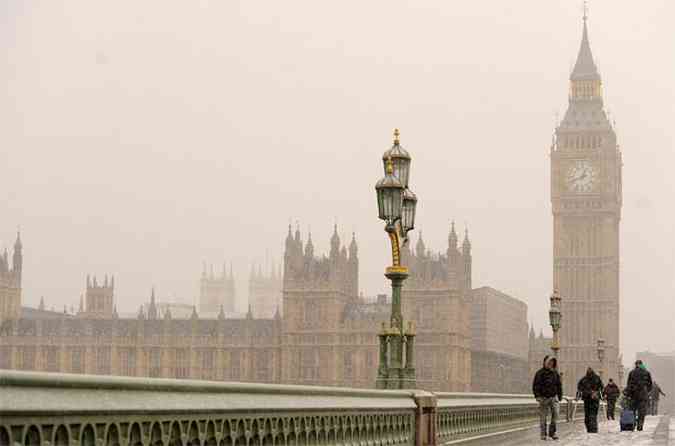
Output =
[
  {"x1": 625, "y1": 360, "x2": 653, "y2": 431},
  {"x1": 603, "y1": 378, "x2": 621, "y2": 420},
  {"x1": 533, "y1": 355, "x2": 562, "y2": 440},
  {"x1": 577, "y1": 367, "x2": 604, "y2": 433}
]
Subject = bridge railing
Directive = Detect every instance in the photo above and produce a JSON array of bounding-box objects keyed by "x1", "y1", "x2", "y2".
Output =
[{"x1": 0, "y1": 371, "x2": 598, "y2": 446}]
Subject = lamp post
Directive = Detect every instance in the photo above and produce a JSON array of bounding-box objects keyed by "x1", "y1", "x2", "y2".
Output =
[
  {"x1": 596, "y1": 338, "x2": 606, "y2": 381},
  {"x1": 375, "y1": 128, "x2": 418, "y2": 390},
  {"x1": 548, "y1": 290, "x2": 562, "y2": 358},
  {"x1": 617, "y1": 354, "x2": 624, "y2": 389}
]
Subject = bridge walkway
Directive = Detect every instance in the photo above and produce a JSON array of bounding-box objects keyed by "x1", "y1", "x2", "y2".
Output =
[{"x1": 474, "y1": 414, "x2": 672, "y2": 446}]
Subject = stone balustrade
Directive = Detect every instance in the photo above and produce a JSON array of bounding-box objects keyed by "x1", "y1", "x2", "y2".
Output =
[{"x1": 0, "y1": 371, "x2": 594, "y2": 446}]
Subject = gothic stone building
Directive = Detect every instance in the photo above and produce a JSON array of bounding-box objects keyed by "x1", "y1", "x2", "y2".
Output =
[
  {"x1": 199, "y1": 263, "x2": 236, "y2": 314},
  {"x1": 249, "y1": 264, "x2": 282, "y2": 319},
  {"x1": 470, "y1": 286, "x2": 529, "y2": 394},
  {"x1": 1, "y1": 224, "x2": 515, "y2": 392},
  {"x1": 0, "y1": 233, "x2": 22, "y2": 326},
  {"x1": 551, "y1": 15, "x2": 622, "y2": 393}
]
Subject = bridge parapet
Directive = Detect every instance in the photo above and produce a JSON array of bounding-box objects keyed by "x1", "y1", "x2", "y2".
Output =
[{"x1": 0, "y1": 371, "x2": 585, "y2": 446}]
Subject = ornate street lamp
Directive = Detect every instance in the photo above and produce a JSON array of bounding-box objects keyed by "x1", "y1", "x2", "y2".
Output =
[
  {"x1": 375, "y1": 128, "x2": 418, "y2": 390},
  {"x1": 596, "y1": 338, "x2": 606, "y2": 380},
  {"x1": 549, "y1": 290, "x2": 562, "y2": 358}
]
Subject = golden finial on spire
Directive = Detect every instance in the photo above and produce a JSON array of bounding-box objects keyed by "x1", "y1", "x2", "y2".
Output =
[
  {"x1": 393, "y1": 128, "x2": 400, "y2": 145},
  {"x1": 386, "y1": 156, "x2": 394, "y2": 175}
]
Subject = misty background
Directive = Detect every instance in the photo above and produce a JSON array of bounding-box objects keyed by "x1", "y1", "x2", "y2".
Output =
[{"x1": 1, "y1": 1, "x2": 673, "y2": 363}]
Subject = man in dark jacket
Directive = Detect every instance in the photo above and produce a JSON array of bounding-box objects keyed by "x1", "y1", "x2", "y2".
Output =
[
  {"x1": 626, "y1": 360, "x2": 653, "y2": 430},
  {"x1": 603, "y1": 379, "x2": 620, "y2": 420},
  {"x1": 577, "y1": 367, "x2": 604, "y2": 433},
  {"x1": 533, "y1": 355, "x2": 562, "y2": 440}
]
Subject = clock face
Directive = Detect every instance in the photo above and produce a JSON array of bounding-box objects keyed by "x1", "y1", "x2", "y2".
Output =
[{"x1": 566, "y1": 160, "x2": 597, "y2": 193}]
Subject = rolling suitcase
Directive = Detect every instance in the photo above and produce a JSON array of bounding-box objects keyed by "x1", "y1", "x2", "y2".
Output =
[{"x1": 620, "y1": 408, "x2": 635, "y2": 431}]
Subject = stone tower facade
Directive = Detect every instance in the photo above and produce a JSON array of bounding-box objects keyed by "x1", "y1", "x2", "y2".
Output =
[
  {"x1": 199, "y1": 263, "x2": 236, "y2": 314},
  {"x1": 248, "y1": 263, "x2": 282, "y2": 319},
  {"x1": 280, "y1": 225, "x2": 359, "y2": 385},
  {"x1": 0, "y1": 232, "x2": 22, "y2": 325},
  {"x1": 83, "y1": 275, "x2": 114, "y2": 318},
  {"x1": 551, "y1": 15, "x2": 622, "y2": 391},
  {"x1": 399, "y1": 223, "x2": 472, "y2": 391}
]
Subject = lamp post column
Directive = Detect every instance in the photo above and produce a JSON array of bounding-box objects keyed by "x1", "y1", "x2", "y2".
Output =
[{"x1": 375, "y1": 129, "x2": 417, "y2": 390}]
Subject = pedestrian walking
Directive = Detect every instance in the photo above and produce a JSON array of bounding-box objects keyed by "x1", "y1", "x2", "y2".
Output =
[
  {"x1": 577, "y1": 367, "x2": 604, "y2": 433},
  {"x1": 625, "y1": 360, "x2": 653, "y2": 431},
  {"x1": 532, "y1": 355, "x2": 562, "y2": 441},
  {"x1": 602, "y1": 378, "x2": 620, "y2": 420},
  {"x1": 648, "y1": 382, "x2": 666, "y2": 415}
]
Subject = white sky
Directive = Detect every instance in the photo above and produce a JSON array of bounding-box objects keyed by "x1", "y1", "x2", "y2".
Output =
[{"x1": 1, "y1": 1, "x2": 674, "y2": 363}]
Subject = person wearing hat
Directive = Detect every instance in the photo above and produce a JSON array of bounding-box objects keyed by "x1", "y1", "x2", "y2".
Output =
[{"x1": 625, "y1": 360, "x2": 653, "y2": 431}]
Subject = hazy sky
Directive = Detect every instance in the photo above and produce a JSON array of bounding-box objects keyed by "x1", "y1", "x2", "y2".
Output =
[{"x1": 1, "y1": 1, "x2": 673, "y2": 363}]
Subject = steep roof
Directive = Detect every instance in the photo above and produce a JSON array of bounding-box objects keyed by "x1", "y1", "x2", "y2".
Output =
[{"x1": 570, "y1": 18, "x2": 600, "y2": 81}]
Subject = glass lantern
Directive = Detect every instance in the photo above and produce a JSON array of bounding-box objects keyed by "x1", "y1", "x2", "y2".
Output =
[
  {"x1": 401, "y1": 188, "x2": 417, "y2": 234},
  {"x1": 382, "y1": 129, "x2": 412, "y2": 188},
  {"x1": 375, "y1": 159, "x2": 404, "y2": 225}
]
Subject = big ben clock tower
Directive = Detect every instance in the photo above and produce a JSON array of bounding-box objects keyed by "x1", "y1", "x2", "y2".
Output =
[{"x1": 551, "y1": 13, "x2": 622, "y2": 392}]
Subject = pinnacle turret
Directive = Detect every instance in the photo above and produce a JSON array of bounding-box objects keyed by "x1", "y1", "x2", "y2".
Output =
[
  {"x1": 462, "y1": 227, "x2": 471, "y2": 253},
  {"x1": 571, "y1": 14, "x2": 600, "y2": 81},
  {"x1": 449, "y1": 221, "x2": 458, "y2": 249},
  {"x1": 148, "y1": 287, "x2": 158, "y2": 320}
]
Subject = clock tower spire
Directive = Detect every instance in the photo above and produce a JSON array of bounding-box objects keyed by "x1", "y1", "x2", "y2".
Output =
[{"x1": 550, "y1": 12, "x2": 623, "y2": 392}]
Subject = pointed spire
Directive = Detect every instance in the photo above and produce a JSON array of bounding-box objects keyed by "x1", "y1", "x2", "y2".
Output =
[
  {"x1": 416, "y1": 232, "x2": 425, "y2": 257},
  {"x1": 190, "y1": 305, "x2": 199, "y2": 320},
  {"x1": 163, "y1": 305, "x2": 171, "y2": 320},
  {"x1": 529, "y1": 323, "x2": 535, "y2": 338},
  {"x1": 14, "y1": 230, "x2": 22, "y2": 251},
  {"x1": 274, "y1": 305, "x2": 281, "y2": 320},
  {"x1": 78, "y1": 295, "x2": 84, "y2": 313},
  {"x1": 305, "y1": 230, "x2": 314, "y2": 258},
  {"x1": 448, "y1": 220, "x2": 458, "y2": 249},
  {"x1": 112, "y1": 304, "x2": 119, "y2": 319},
  {"x1": 148, "y1": 287, "x2": 158, "y2": 320},
  {"x1": 39, "y1": 297, "x2": 45, "y2": 311},
  {"x1": 137, "y1": 305, "x2": 145, "y2": 320},
  {"x1": 349, "y1": 232, "x2": 358, "y2": 258},
  {"x1": 571, "y1": 7, "x2": 600, "y2": 81},
  {"x1": 462, "y1": 226, "x2": 471, "y2": 254},
  {"x1": 218, "y1": 304, "x2": 225, "y2": 320},
  {"x1": 246, "y1": 303, "x2": 253, "y2": 319}
]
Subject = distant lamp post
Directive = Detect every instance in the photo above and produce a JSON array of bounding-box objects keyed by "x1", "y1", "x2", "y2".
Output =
[
  {"x1": 375, "y1": 128, "x2": 418, "y2": 390},
  {"x1": 548, "y1": 290, "x2": 562, "y2": 358},
  {"x1": 596, "y1": 338, "x2": 606, "y2": 380},
  {"x1": 617, "y1": 354, "x2": 624, "y2": 388}
]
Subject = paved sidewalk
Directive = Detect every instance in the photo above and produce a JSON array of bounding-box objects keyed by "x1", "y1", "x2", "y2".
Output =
[
  {"x1": 476, "y1": 415, "x2": 671, "y2": 445},
  {"x1": 553, "y1": 415, "x2": 669, "y2": 445}
]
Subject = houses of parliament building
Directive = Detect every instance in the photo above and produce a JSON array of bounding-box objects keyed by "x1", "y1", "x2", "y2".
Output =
[{"x1": 2, "y1": 14, "x2": 618, "y2": 393}]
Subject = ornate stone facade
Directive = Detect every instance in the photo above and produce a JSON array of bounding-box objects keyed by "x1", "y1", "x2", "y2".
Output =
[
  {"x1": 1, "y1": 224, "x2": 509, "y2": 393},
  {"x1": 470, "y1": 287, "x2": 529, "y2": 394},
  {"x1": 199, "y1": 263, "x2": 236, "y2": 314},
  {"x1": 249, "y1": 264, "x2": 282, "y2": 319},
  {"x1": 0, "y1": 232, "x2": 22, "y2": 326},
  {"x1": 551, "y1": 16, "x2": 622, "y2": 393}
]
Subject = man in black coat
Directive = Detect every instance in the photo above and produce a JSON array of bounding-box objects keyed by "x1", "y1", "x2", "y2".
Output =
[
  {"x1": 577, "y1": 367, "x2": 604, "y2": 433},
  {"x1": 603, "y1": 379, "x2": 621, "y2": 420},
  {"x1": 533, "y1": 355, "x2": 562, "y2": 440},
  {"x1": 626, "y1": 360, "x2": 653, "y2": 430}
]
